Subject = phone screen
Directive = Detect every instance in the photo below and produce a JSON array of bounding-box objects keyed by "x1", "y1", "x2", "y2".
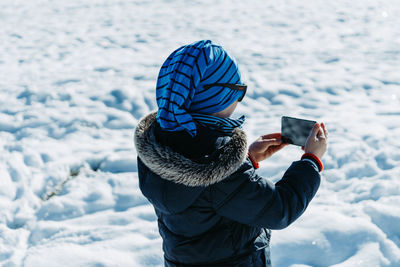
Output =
[{"x1": 281, "y1": 116, "x2": 316, "y2": 146}]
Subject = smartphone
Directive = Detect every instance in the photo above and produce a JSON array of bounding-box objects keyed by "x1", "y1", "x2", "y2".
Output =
[{"x1": 281, "y1": 116, "x2": 316, "y2": 146}]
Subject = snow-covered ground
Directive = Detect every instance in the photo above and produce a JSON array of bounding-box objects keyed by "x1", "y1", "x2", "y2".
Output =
[{"x1": 1, "y1": 0, "x2": 399, "y2": 266}]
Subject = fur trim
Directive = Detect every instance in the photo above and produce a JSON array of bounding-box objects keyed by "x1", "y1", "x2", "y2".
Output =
[{"x1": 134, "y1": 111, "x2": 248, "y2": 187}]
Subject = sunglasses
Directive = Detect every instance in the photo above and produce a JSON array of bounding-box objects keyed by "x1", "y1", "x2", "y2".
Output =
[{"x1": 203, "y1": 83, "x2": 247, "y2": 102}]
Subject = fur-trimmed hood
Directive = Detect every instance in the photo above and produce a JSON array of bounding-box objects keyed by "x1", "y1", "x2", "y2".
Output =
[{"x1": 134, "y1": 111, "x2": 248, "y2": 187}]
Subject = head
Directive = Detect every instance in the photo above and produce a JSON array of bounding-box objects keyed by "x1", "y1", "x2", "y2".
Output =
[{"x1": 156, "y1": 40, "x2": 246, "y2": 137}]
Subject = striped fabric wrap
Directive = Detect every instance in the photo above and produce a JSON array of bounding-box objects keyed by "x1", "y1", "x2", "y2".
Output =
[
  {"x1": 156, "y1": 40, "x2": 245, "y2": 137},
  {"x1": 191, "y1": 113, "x2": 245, "y2": 136}
]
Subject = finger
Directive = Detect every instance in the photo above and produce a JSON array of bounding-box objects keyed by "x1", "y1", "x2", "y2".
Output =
[
  {"x1": 260, "y1": 138, "x2": 282, "y2": 146},
  {"x1": 310, "y1": 123, "x2": 320, "y2": 138},
  {"x1": 261, "y1": 133, "x2": 282, "y2": 139},
  {"x1": 278, "y1": 142, "x2": 289, "y2": 149},
  {"x1": 317, "y1": 122, "x2": 325, "y2": 139},
  {"x1": 321, "y1": 123, "x2": 328, "y2": 138}
]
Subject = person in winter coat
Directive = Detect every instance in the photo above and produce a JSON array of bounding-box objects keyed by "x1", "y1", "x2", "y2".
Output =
[{"x1": 134, "y1": 40, "x2": 328, "y2": 267}]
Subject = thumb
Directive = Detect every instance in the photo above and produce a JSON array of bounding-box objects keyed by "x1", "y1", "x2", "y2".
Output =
[{"x1": 310, "y1": 123, "x2": 320, "y2": 138}]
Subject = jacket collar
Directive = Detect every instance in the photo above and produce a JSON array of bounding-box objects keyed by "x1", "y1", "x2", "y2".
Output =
[{"x1": 134, "y1": 111, "x2": 248, "y2": 187}]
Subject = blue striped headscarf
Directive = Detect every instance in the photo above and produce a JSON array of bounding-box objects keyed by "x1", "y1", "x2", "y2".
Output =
[{"x1": 156, "y1": 40, "x2": 245, "y2": 137}]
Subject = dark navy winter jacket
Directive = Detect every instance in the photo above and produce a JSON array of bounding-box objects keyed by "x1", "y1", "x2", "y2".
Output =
[{"x1": 134, "y1": 112, "x2": 321, "y2": 266}]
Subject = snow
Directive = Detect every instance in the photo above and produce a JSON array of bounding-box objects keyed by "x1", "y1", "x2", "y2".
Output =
[{"x1": 0, "y1": 0, "x2": 399, "y2": 266}]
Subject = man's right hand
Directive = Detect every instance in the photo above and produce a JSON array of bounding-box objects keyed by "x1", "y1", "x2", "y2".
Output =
[{"x1": 304, "y1": 123, "x2": 328, "y2": 159}]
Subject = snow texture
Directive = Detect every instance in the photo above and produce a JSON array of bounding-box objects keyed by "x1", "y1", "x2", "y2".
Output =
[{"x1": 0, "y1": 0, "x2": 399, "y2": 266}]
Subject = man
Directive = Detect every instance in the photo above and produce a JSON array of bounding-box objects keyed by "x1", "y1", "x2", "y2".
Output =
[{"x1": 134, "y1": 40, "x2": 327, "y2": 266}]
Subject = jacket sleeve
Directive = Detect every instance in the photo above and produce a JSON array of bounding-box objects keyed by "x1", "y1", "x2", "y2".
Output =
[{"x1": 211, "y1": 158, "x2": 321, "y2": 230}]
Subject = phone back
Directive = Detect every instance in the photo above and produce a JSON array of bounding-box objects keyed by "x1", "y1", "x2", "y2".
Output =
[{"x1": 281, "y1": 116, "x2": 316, "y2": 146}]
